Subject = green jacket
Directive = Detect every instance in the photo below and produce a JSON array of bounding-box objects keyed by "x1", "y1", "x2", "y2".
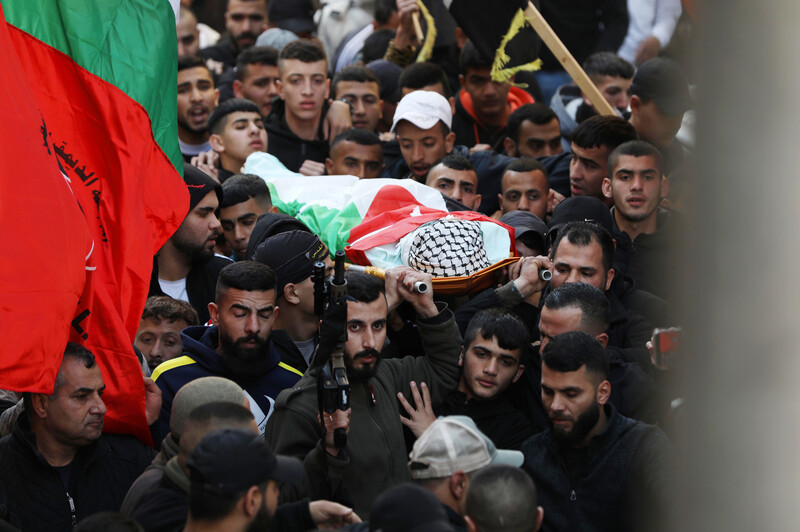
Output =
[{"x1": 265, "y1": 304, "x2": 462, "y2": 517}]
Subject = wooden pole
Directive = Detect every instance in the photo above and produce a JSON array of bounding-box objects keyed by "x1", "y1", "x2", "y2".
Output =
[
  {"x1": 523, "y1": 2, "x2": 617, "y2": 116},
  {"x1": 412, "y1": 12, "x2": 425, "y2": 43}
]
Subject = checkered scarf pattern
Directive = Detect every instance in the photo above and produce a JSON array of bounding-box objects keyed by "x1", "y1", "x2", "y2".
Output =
[{"x1": 407, "y1": 219, "x2": 490, "y2": 277}]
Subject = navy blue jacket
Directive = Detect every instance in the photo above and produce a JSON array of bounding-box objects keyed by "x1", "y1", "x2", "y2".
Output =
[{"x1": 152, "y1": 326, "x2": 303, "y2": 437}]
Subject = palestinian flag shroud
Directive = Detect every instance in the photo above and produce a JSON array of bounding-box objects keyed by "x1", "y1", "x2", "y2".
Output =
[
  {"x1": 0, "y1": 0, "x2": 187, "y2": 442},
  {"x1": 444, "y1": 0, "x2": 542, "y2": 83}
]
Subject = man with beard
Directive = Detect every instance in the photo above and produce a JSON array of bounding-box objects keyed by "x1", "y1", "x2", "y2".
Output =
[
  {"x1": 153, "y1": 261, "x2": 303, "y2": 438},
  {"x1": 266, "y1": 269, "x2": 463, "y2": 517},
  {"x1": 149, "y1": 165, "x2": 231, "y2": 324},
  {"x1": 521, "y1": 331, "x2": 675, "y2": 532},
  {"x1": 200, "y1": 0, "x2": 268, "y2": 69},
  {"x1": 177, "y1": 56, "x2": 219, "y2": 162}
]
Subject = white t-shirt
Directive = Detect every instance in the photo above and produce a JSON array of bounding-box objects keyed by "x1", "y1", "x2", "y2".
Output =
[{"x1": 158, "y1": 278, "x2": 188, "y2": 303}]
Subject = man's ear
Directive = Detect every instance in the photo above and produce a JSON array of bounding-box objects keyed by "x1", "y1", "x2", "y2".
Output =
[
  {"x1": 536, "y1": 506, "x2": 544, "y2": 531},
  {"x1": 31, "y1": 393, "x2": 49, "y2": 419},
  {"x1": 630, "y1": 95, "x2": 642, "y2": 114},
  {"x1": 284, "y1": 283, "x2": 301, "y2": 305},
  {"x1": 604, "y1": 267, "x2": 615, "y2": 292},
  {"x1": 242, "y1": 485, "x2": 262, "y2": 518},
  {"x1": 471, "y1": 193, "x2": 482, "y2": 211},
  {"x1": 379, "y1": 99, "x2": 384, "y2": 119},
  {"x1": 445, "y1": 131, "x2": 456, "y2": 154},
  {"x1": 602, "y1": 177, "x2": 613, "y2": 200},
  {"x1": 497, "y1": 193, "x2": 504, "y2": 212},
  {"x1": 449, "y1": 471, "x2": 468, "y2": 500},
  {"x1": 325, "y1": 158, "x2": 334, "y2": 175},
  {"x1": 458, "y1": 346, "x2": 464, "y2": 367},
  {"x1": 512, "y1": 363, "x2": 525, "y2": 383},
  {"x1": 214, "y1": 88, "x2": 220, "y2": 107},
  {"x1": 209, "y1": 133, "x2": 225, "y2": 153},
  {"x1": 503, "y1": 136, "x2": 517, "y2": 157},
  {"x1": 660, "y1": 176, "x2": 670, "y2": 199},
  {"x1": 595, "y1": 333, "x2": 609, "y2": 348},
  {"x1": 449, "y1": 97, "x2": 456, "y2": 117},
  {"x1": 208, "y1": 302, "x2": 220, "y2": 326},
  {"x1": 323, "y1": 78, "x2": 331, "y2": 100},
  {"x1": 276, "y1": 78, "x2": 285, "y2": 100},
  {"x1": 547, "y1": 189, "x2": 556, "y2": 213},
  {"x1": 232, "y1": 79, "x2": 244, "y2": 99},
  {"x1": 465, "y1": 515, "x2": 479, "y2": 532},
  {"x1": 597, "y1": 379, "x2": 611, "y2": 405}
]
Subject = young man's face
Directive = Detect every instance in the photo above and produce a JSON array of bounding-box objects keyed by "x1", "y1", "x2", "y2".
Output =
[
  {"x1": 278, "y1": 59, "x2": 330, "y2": 123},
  {"x1": 569, "y1": 143, "x2": 611, "y2": 199},
  {"x1": 326, "y1": 141, "x2": 384, "y2": 179},
  {"x1": 177, "y1": 67, "x2": 218, "y2": 138},
  {"x1": 235, "y1": 63, "x2": 280, "y2": 117},
  {"x1": 225, "y1": 0, "x2": 267, "y2": 51},
  {"x1": 335, "y1": 80, "x2": 383, "y2": 132},
  {"x1": 551, "y1": 239, "x2": 614, "y2": 292},
  {"x1": 220, "y1": 197, "x2": 271, "y2": 259},
  {"x1": 459, "y1": 334, "x2": 524, "y2": 401},
  {"x1": 134, "y1": 317, "x2": 188, "y2": 370},
  {"x1": 499, "y1": 169, "x2": 550, "y2": 220},
  {"x1": 506, "y1": 118, "x2": 563, "y2": 158},
  {"x1": 171, "y1": 190, "x2": 221, "y2": 263},
  {"x1": 602, "y1": 154, "x2": 663, "y2": 225},
  {"x1": 343, "y1": 297, "x2": 388, "y2": 382},
  {"x1": 460, "y1": 66, "x2": 511, "y2": 120},
  {"x1": 588, "y1": 75, "x2": 633, "y2": 112},
  {"x1": 630, "y1": 97, "x2": 684, "y2": 147},
  {"x1": 541, "y1": 363, "x2": 606, "y2": 447},
  {"x1": 396, "y1": 121, "x2": 455, "y2": 181},
  {"x1": 176, "y1": 13, "x2": 200, "y2": 56},
  {"x1": 211, "y1": 111, "x2": 267, "y2": 171},
  {"x1": 426, "y1": 164, "x2": 481, "y2": 210}
]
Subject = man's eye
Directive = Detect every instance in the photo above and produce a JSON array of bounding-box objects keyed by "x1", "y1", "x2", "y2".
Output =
[
  {"x1": 221, "y1": 222, "x2": 233, "y2": 231},
  {"x1": 348, "y1": 323, "x2": 360, "y2": 331},
  {"x1": 531, "y1": 141, "x2": 544, "y2": 150},
  {"x1": 527, "y1": 193, "x2": 540, "y2": 201},
  {"x1": 506, "y1": 192, "x2": 520, "y2": 201},
  {"x1": 243, "y1": 219, "x2": 255, "y2": 227},
  {"x1": 423, "y1": 142, "x2": 436, "y2": 148},
  {"x1": 437, "y1": 183, "x2": 452, "y2": 191}
]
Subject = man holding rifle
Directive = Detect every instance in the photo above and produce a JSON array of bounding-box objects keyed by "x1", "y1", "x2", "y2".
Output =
[{"x1": 265, "y1": 266, "x2": 463, "y2": 517}]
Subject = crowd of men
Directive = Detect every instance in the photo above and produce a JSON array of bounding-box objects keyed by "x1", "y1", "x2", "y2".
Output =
[{"x1": 0, "y1": 0, "x2": 693, "y2": 530}]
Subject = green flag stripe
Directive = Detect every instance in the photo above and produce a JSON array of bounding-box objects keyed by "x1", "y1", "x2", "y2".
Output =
[{"x1": 3, "y1": 0, "x2": 181, "y2": 172}]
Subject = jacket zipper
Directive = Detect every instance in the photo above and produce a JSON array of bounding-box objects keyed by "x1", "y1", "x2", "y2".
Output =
[{"x1": 66, "y1": 491, "x2": 77, "y2": 527}]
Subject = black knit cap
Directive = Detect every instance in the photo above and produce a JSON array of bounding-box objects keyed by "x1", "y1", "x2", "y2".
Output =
[
  {"x1": 369, "y1": 484, "x2": 455, "y2": 532},
  {"x1": 183, "y1": 163, "x2": 222, "y2": 211},
  {"x1": 252, "y1": 230, "x2": 329, "y2": 297}
]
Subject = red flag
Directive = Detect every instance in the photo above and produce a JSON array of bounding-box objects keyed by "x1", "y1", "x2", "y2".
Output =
[{"x1": 0, "y1": 2, "x2": 187, "y2": 443}]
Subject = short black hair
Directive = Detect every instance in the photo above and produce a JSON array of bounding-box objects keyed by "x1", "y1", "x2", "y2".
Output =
[
  {"x1": 550, "y1": 221, "x2": 615, "y2": 274},
  {"x1": 220, "y1": 174, "x2": 272, "y2": 209},
  {"x1": 178, "y1": 55, "x2": 209, "y2": 74},
  {"x1": 465, "y1": 465, "x2": 539, "y2": 532},
  {"x1": 343, "y1": 271, "x2": 385, "y2": 304},
  {"x1": 459, "y1": 40, "x2": 493, "y2": 72},
  {"x1": 571, "y1": 115, "x2": 638, "y2": 151},
  {"x1": 216, "y1": 261, "x2": 277, "y2": 301},
  {"x1": 332, "y1": 65, "x2": 381, "y2": 98},
  {"x1": 278, "y1": 39, "x2": 327, "y2": 70},
  {"x1": 235, "y1": 46, "x2": 279, "y2": 81},
  {"x1": 463, "y1": 308, "x2": 529, "y2": 353},
  {"x1": 582, "y1": 52, "x2": 635, "y2": 82},
  {"x1": 504, "y1": 157, "x2": 548, "y2": 176},
  {"x1": 25, "y1": 343, "x2": 97, "y2": 417},
  {"x1": 434, "y1": 153, "x2": 475, "y2": 172},
  {"x1": 507, "y1": 103, "x2": 558, "y2": 143},
  {"x1": 541, "y1": 331, "x2": 609, "y2": 381},
  {"x1": 399, "y1": 62, "x2": 452, "y2": 98},
  {"x1": 330, "y1": 128, "x2": 382, "y2": 150},
  {"x1": 607, "y1": 140, "x2": 664, "y2": 177},
  {"x1": 362, "y1": 28, "x2": 396, "y2": 64},
  {"x1": 374, "y1": 0, "x2": 397, "y2": 25},
  {"x1": 543, "y1": 283, "x2": 610, "y2": 336},
  {"x1": 207, "y1": 98, "x2": 261, "y2": 134}
]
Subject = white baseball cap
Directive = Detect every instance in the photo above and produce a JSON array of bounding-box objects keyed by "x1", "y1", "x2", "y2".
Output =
[{"x1": 391, "y1": 90, "x2": 453, "y2": 132}]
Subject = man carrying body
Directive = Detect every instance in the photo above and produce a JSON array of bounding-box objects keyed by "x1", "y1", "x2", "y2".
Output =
[
  {"x1": 178, "y1": 57, "x2": 220, "y2": 161},
  {"x1": 521, "y1": 331, "x2": 674, "y2": 531},
  {"x1": 266, "y1": 269, "x2": 463, "y2": 516},
  {"x1": 602, "y1": 140, "x2": 680, "y2": 301},
  {"x1": 498, "y1": 158, "x2": 553, "y2": 221},
  {"x1": 232, "y1": 46, "x2": 281, "y2": 118},
  {"x1": 0, "y1": 344, "x2": 157, "y2": 531},
  {"x1": 501, "y1": 103, "x2": 563, "y2": 159},
  {"x1": 153, "y1": 261, "x2": 303, "y2": 437},
  {"x1": 149, "y1": 165, "x2": 230, "y2": 324},
  {"x1": 252, "y1": 230, "x2": 334, "y2": 373},
  {"x1": 326, "y1": 129, "x2": 385, "y2": 179},
  {"x1": 135, "y1": 296, "x2": 200, "y2": 373},
  {"x1": 207, "y1": 98, "x2": 268, "y2": 182},
  {"x1": 200, "y1": 0, "x2": 268, "y2": 69},
  {"x1": 219, "y1": 174, "x2": 276, "y2": 261}
]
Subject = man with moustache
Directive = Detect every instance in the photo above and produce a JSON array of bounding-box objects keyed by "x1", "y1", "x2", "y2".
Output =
[
  {"x1": 153, "y1": 261, "x2": 303, "y2": 438},
  {"x1": 521, "y1": 331, "x2": 675, "y2": 532},
  {"x1": 177, "y1": 56, "x2": 219, "y2": 161},
  {"x1": 200, "y1": 0, "x2": 268, "y2": 69},
  {"x1": 266, "y1": 269, "x2": 463, "y2": 517}
]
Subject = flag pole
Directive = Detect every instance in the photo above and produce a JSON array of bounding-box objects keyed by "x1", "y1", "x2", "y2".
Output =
[{"x1": 522, "y1": 2, "x2": 617, "y2": 116}]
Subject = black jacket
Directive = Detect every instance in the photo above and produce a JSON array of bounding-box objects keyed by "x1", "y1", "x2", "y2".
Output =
[
  {"x1": 521, "y1": 404, "x2": 675, "y2": 532},
  {"x1": 265, "y1": 99, "x2": 330, "y2": 173},
  {"x1": 199, "y1": 34, "x2": 238, "y2": 68},
  {"x1": 0, "y1": 418, "x2": 154, "y2": 532},
  {"x1": 148, "y1": 255, "x2": 232, "y2": 324},
  {"x1": 437, "y1": 389, "x2": 534, "y2": 450}
]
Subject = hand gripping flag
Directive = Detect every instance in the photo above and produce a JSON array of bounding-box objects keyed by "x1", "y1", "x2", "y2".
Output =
[
  {"x1": 0, "y1": 0, "x2": 188, "y2": 443},
  {"x1": 444, "y1": 0, "x2": 542, "y2": 83}
]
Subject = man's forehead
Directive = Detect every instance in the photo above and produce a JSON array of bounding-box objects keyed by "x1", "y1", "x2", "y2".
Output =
[
  {"x1": 61, "y1": 357, "x2": 104, "y2": 388},
  {"x1": 596, "y1": 75, "x2": 632, "y2": 89},
  {"x1": 613, "y1": 154, "x2": 660, "y2": 174},
  {"x1": 541, "y1": 305, "x2": 583, "y2": 332},
  {"x1": 571, "y1": 143, "x2": 611, "y2": 166},
  {"x1": 336, "y1": 80, "x2": 380, "y2": 97},
  {"x1": 221, "y1": 287, "x2": 276, "y2": 307},
  {"x1": 396, "y1": 120, "x2": 442, "y2": 140},
  {"x1": 244, "y1": 63, "x2": 279, "y2": 80},
  {"x1": 280, "y1": 59, "x2": 327, "y2": 78},
  {"x1": 541, "y1": 363, "x2": 592, "y2": 387},
  {"x1": 178, "y1": 67, "x2": 214, "y2": 85},
  {"x1": 139, "y1": 316, "x2": 188, "y2": 332},
  {"x1": 555, "y1": 239, "x2": 603, "y2": 265},
  {"x1": 428, "y1": 166, "x2": 477, "y2": 186},
  {"x1": 333, "y1": 141, "x2": 382, "y2": 159},
  {"x1": 346, "y1": 297, "x2": 388, "y2": 319},
  {"x1": 468, "y1": 334, "x2": 520, "y2": 360},
  {"x1": 502, "y1": 170, "x2": 546, "y2": 191},
  {"x1": 228, "y1": 0, "x2": 266, "y2": 15}
]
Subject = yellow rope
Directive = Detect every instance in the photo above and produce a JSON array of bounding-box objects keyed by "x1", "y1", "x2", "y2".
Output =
[
  {"x1": 490, "y1": 8, "x2": 543, "y2": 85},
  {"x1": 416, "y1": 0, "x2": 437, "y2": 63}
]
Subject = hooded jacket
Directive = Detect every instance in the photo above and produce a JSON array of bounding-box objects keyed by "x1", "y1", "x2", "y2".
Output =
[
  {"x1": 0, "y1": 416, "x2": 154, "y2": 532},
  {"x1": 152, "y1": 326, "x2": 303, "y2": 438},
  {"x1": 521, "y1": 404, "x2": 675, "y2": 532},
  {"x1": 265, "y1": 99, "x2": 330, "y2": 173},
  {"x1": 452, "y1": 86, "x2": 535, "y2": 149},
  {"x1": 148, "y1": 255, "x2": 232, "y2": 325},
  {"x1": 265, "y1": 304, "x2": 463, "y2": 518}
]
